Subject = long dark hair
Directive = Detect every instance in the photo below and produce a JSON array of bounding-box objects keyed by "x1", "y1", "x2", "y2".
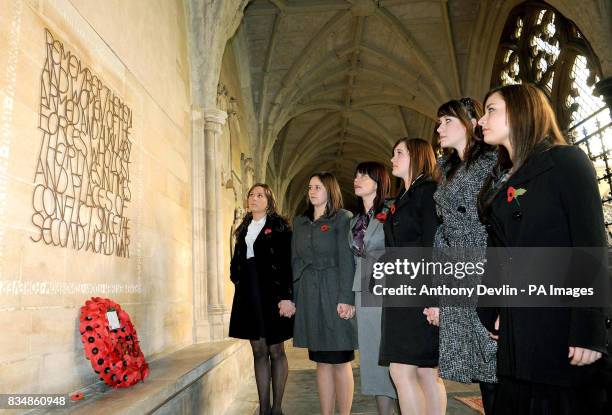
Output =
[
  {"x1": 354, "y1": 161, "x2": 391, "y2": 214},
  {"x1": 234, "y1": 183, "x2": 280, "y2": 236},
  {"x1": 436, "y1": 97, "x2": 494, "y2": 179},
  {"x1": 304, "y1": 172, "x2": 343, "y2": 220},
  {"x1": 478, "y1": 84, "x2": 566, "y2": 219},
  {"x1": 484, "y1": 83, "x2": 566, "y2": 172}
]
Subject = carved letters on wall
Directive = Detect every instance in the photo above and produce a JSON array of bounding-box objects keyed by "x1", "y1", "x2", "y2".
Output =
[{"x1": 31, "y1": 29, "x2": 132, "y2": 257}]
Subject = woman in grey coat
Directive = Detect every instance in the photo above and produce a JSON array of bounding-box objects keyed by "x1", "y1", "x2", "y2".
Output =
[
  {"x1": 350, "y1": 161, "x2": 397, "y2": 415},
  {"x1": 292, "y1": 172, "x2": 357, "y2": 415},
  {"x1": 426, "y1": 97, "x2": 498, "y2": 414}
]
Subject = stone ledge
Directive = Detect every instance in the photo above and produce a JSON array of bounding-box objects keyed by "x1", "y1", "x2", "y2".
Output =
[{"x1": 29, "y1": 340, "x2": 252, "y2": 415}]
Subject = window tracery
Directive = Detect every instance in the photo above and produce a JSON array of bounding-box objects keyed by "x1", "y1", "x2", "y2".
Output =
[{"x1": 492, "y1": 1, "x2": 612, "y2": 243}]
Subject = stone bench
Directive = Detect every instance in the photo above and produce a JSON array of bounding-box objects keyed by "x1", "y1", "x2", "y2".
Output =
[{"x1": 32, "y1": 340, "x2": 255, "y2": 415}]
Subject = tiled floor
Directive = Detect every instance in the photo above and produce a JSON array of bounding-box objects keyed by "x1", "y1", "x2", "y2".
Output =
[{"x1": 231, "y1": 342, "x2": 482, "y2": 415}]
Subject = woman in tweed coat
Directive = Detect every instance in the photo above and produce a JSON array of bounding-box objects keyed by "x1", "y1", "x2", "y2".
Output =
[{"x1": 426, "y1": 98, "x2": 498, "y2": 414}]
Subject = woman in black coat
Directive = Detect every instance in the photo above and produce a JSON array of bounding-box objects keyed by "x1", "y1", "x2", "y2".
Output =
[
  {"x1": 229, "y1": 183, "x2": 295, "y2": 415},
  {"x1": 379, "y1": 138, "x2": 446, "y2": 415},
  {"x1": 477, "y1": 83, "x2": 609, "y2": 414}
]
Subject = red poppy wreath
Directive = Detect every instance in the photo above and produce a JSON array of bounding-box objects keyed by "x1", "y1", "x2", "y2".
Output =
[{"x1": 79, "y1": 297, "x2": 149, "y2": 388}]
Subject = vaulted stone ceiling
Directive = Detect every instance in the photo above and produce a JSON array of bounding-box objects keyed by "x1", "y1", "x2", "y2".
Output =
[{"x1": 241, "y1": 0, "x2": 480, "y2": 213}]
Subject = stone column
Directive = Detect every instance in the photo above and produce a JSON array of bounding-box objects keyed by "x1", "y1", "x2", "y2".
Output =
[
  {"x1": 203, "y1": 108, "x2": 229, "y2": 340},
  {"x1": 595, "y1": 77, "x2": 612, "y2": 116},
  {"x1": 192, "y1": 108, "x2": 210, "y2": 342},
  {"x1": 241, "y1": 156, "x2": 254, "y2": 191}
]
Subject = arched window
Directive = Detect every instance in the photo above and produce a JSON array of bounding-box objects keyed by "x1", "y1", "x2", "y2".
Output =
[{"x1": 492, "y1": 1, "x2": 612, "y2": 243}]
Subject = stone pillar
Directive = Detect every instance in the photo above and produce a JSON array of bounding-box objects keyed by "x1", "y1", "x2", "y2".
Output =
[
  {"x1": 595, "y1": 77, "x2": 612, "y2": 116},
  {"x1": 241, "y1": 156, "x2": 254, "y2": 191},
  {"x1": 203, "y1": 108, "x2": 229, "y2": 340},
  {"x1": 192, "y1": 108, "x2": 210, "y2": 342}
]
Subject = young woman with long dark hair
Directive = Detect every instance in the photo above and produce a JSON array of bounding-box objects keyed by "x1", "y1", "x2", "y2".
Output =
[
  {"x1": 426, "y1": 97, "x2": 499, "y2": 414},
  {"x1": 379, "y1": 138, "x2": 446, "y2": 415},
  {"x1": 292, "y1": 172, "x2": 357, "y2": 415},
  {"x1": 477, "y1": 83, "x2": 608, "y2": 414},
  {"x1": 229, "y1": 183, "x2": 295, "y2": 415}
]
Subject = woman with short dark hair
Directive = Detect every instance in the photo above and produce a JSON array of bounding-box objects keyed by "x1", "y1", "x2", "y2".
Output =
[{"x1": 350, "y1": 161, "x2": 397, "y2": 414}]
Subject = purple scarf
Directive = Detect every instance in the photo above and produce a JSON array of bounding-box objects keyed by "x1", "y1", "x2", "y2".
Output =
[{"x1": 351, "y1": 209, "x2": 372, "y2": 257}]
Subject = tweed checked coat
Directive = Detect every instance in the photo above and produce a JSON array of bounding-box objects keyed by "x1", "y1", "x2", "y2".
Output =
[
  {"x1": 292, "y1": 209, "x2": 358, "y2": 351},
  {"x1": 433, "y1": 150, "x2": 498, "y2": 383}
]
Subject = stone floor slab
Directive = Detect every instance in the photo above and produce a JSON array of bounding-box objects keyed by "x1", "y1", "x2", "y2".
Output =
[{"x1": 237, "y1": 343, "x2": 481, "y2": 415}]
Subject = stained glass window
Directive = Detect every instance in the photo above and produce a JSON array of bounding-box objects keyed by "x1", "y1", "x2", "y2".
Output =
[{"x1": 492, "y1": 1, "x2": 612, "y2": 243}]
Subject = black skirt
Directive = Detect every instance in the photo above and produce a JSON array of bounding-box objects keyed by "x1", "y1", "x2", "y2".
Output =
[
  {"x1": 308, "y1": 350, "x2": 355, "y2": 364},
  {"x1": 379, "y1": 306, "x2": 439, "y2": 367},
  {"x1": 229, "y1": 258, "x2": 293, "y2": 345}
]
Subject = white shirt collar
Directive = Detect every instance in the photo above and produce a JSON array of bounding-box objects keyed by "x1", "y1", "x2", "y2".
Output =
[{"x1": 252, "y1": 215, "x2": 267, "y2": 225}]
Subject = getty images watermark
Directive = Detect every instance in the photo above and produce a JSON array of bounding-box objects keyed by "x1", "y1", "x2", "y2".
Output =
[{"x1": 359, "y1": 247, "x2": 610, "y2": 308}]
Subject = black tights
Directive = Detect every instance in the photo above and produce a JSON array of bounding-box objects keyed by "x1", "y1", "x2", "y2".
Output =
[
  {"x1": 250, "y1": 338, "x2": 288, "y2": 415},
  {"x1": 479, "y1": 381, "x2": 497, "y2": 415}
]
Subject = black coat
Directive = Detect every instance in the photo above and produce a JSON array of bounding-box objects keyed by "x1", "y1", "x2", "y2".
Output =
[
  {"x1": 478, "y1": 144, "x2": 609, "y2": 387},
  {"x1": 379, "y1": 175, "x2": 441, "y2": 366},
  {"x1": 228, "y1": 214, "x2": 294, "y2": 345},
  {"x1": 384, "y1": 175, "x2": 439, "y2": 248}
]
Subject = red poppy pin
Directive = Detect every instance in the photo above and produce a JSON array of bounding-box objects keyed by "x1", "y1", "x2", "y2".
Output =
[
  {"x1": 320, "y1": 224, "x2": 330, "y2": 232},
  {"x1": 375, "y1": 199, "x2": 395, "y2": 223},
  {"x1": 375, "y1": 212, "x2": 388, "y2": 223},
  {"x1": 507, "y1": 186, "x2": 527, "y2": 204},
  {"x1": 264, "y1": 228, "x2": 272, "y2": 235},
  {"x1": 70, "y1": 392, "x2": 84, "y2": 401}
]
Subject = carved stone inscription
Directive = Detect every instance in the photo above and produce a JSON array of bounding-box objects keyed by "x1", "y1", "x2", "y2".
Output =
[{"x1": 32, "y1": 29, "x2": 131, "y2": 257}]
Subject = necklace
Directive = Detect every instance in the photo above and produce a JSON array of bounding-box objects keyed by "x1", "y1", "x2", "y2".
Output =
[{"x1": 400, "y1": 174, "x2": 424, "y2": 199}]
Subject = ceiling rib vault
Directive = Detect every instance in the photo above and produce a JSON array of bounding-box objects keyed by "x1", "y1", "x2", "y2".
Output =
[{"x1": 241, "y1": 0, "x2": 479, "y2": 213}]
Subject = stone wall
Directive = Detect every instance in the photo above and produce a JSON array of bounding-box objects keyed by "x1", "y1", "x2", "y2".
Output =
[{"x1": 0, "y1": 0, "x2": 193, "y2": 394}]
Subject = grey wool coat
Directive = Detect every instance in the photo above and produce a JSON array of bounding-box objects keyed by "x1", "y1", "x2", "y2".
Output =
[
  {"x1": 292, "y1": 209, "x2": 358, "y2": 351},
  {"x1": 433, "y1": 150, "x2": 498, "y2": 384}
]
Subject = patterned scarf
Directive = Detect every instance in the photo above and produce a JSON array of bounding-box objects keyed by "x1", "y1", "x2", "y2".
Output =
[{"x1": 351, "y1": 208, "x2": 373, "y2": 257}]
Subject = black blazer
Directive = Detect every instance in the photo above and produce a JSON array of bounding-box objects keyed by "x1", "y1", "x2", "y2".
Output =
[
  {"x1": 384, "y1": 175, "x2": 439, "y2": 248},
  {"x1": 478, "y1": 144, "x2": 609, "y2": 386},
  {"x1": 228, "y1": 213, "x2": 294, "y2": 344},
  {"x1": 230, "y1": 213, "x2": 293, "y2": 302}
]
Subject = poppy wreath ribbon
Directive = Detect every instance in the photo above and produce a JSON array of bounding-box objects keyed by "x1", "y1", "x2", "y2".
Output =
[{"x1": 79, "y1": 297, "x2": 149, "y2": 388}]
